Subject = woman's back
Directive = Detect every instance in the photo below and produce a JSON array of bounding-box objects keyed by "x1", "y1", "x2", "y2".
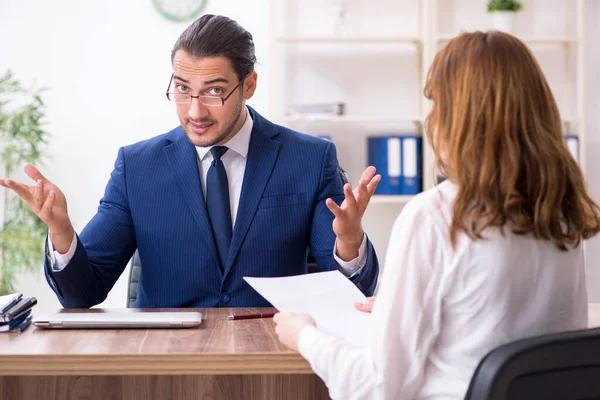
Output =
[
  {"x1": 275, "y1": 31, "x2": 600, "y2": 400},
  {"x1": 409, "y1": 180, "x2": 587, "y2": 398}
]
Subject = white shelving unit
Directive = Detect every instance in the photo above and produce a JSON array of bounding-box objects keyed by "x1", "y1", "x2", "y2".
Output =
[
  {"x1": 279, "y1": 115, "x2": 423, "y2": 124},
  {"x1": 436, "y1": 34, "x2": 581, "y2": 44},
  {"x1": 431, "y1": 0, "x2": 586, "y2": 171},
  {"x1": 269, "y1": 1, "x2": 428, "y2": 205},
  {"x1": 276, "y1": 36, "x2": 423, "y2": 44},
  {"x1": 267, "y1": 1, "x2": 586, "y2": 259},
  {"x1": 369, "y1": 195, "x2": 415, "y2": 204}
]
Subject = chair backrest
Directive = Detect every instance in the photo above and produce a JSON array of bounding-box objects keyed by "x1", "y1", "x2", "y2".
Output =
[
  {"x1": 337, "y1": 165, "x2": 350, "y2": 186},
  {"x1": 306, "y1": 165, "x2": 349, "y2": 274},
  {"x1": 126, "y1": 165, "x2": 351, "y2": 307},
  {"x1": 126, "y1": 250, "x2": 142, "y2": 308},
  {"x1": 464, "y1": 327, "x2": 600, "y2": 400}
]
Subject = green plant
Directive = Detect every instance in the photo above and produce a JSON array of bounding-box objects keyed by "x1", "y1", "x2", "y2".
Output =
[
  {"x1": 487, "y1": 0, "x2": 523, "y2": 12},
  {"x1": 0, "y1": 70, "x2": 49, "y2": 295}
]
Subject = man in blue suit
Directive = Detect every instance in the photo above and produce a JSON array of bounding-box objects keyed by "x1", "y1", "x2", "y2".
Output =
[{"x1": 0, "y1": 15, "x2": 380, "y2": 308}]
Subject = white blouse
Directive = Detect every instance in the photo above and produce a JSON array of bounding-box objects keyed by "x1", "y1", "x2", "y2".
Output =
[{"x1": 298, "y1": 180, "x2": 588, "y2": 400}]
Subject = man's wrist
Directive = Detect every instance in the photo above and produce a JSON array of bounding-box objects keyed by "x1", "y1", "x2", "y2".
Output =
[
  {"x1": 335, "y1": 230, "x2": 364, "y2": 261},
  {"x1": 49, "y1": 225, "x2": 75, "y2": 254}
]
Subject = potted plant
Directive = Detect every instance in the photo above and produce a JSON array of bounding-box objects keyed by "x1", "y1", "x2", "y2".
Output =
[
  {"x1": 0, "y1": 70, "x2": 49, "y2": 295},
  {"x1": 487, "y1": 0, "x2": 523, "y2": 34}
]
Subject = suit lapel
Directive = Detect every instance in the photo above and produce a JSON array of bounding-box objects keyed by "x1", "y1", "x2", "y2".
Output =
[
  {"x1": 163, "y1": 127, "x2": 221, "y2": 271},
  {"x1": 224, "y1": 109, "x2": 280, "y2": 278}
]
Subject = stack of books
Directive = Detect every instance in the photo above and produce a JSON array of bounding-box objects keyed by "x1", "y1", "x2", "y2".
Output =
[{"x1": 0, "y1": 293, "x2": 37, "y2": 333}]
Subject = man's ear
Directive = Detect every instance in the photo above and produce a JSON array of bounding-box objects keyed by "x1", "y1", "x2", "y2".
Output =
[{"x1": 243, "y1": 71, "x2": 258, "y2": 100}]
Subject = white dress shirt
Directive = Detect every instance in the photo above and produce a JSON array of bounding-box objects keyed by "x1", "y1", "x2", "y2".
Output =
[
  {"x1": 298, "y1": 180, "x2": 588, "y2": 400},
  {"x1": 49, "y1": 108, "x2": 366, "y2": 276}
]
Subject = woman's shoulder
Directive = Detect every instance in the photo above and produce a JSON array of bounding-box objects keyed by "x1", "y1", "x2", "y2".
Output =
[{"x1": 400, "y1": 180, "x2": 456, "y2": 224}]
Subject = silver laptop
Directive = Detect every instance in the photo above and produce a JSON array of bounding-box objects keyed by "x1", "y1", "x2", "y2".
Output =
[{"x1": 32, "y1": 311, "x2": 203, "y2": 329}]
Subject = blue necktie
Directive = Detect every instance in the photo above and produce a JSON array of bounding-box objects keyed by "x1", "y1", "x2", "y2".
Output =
[{"x1": 206, "y1": 146, "x2": 232, "y2": 271}]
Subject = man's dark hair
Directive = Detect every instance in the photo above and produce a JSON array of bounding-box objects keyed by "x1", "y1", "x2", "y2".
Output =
[{"x1": 171, "y1": 14, "x2": 256, "y2": 82}]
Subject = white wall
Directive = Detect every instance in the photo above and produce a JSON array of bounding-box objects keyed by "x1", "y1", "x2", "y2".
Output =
[
  {"x1": 583, "y1": 0, "x2": 600, "y2": 301},
  {"x1": 0, "y1": 0, "x2": 599, "y2": 312},
  {"x1": 0, "y1": 0, "x2": 272, "y2": 311}
]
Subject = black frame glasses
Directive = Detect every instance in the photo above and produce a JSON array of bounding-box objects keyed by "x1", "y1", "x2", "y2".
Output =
[{"x1": 165, "y1": 74, "x2": 246, "y2": 107}]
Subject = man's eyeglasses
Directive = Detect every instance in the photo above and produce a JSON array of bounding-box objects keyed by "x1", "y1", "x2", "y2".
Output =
[{"x1": 165, "y1": 74, "x2": 245, "y2": 107}]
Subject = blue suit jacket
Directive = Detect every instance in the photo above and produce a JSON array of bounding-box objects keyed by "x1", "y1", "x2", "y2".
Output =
[{"x1": 45, "y1": 107, "x2": 379, "y2": 308}]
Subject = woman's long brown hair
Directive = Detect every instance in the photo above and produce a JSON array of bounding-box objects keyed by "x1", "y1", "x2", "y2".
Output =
[{"x1": 424, "y1": 31, "x2": 600, "y2": 250}]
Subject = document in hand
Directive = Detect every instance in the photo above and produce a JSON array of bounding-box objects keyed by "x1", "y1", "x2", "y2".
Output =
[{"x1": 244, "y1": 271, "x2": 371, "y2": 347}]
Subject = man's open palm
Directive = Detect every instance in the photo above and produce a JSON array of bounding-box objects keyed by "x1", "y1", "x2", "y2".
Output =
[
  {"x1": 326, "y1": 166, "x2": 381, "y2": 244},
  {"x1": 0, "y1": 164, "x2": 71, "y2": 234}
]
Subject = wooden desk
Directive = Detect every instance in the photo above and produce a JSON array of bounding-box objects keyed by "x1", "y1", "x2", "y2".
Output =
[
  {"x1": 0, "y1": 308, "x2": 329, "y2": 400},
  {"x1": 3, "y1": 305, "x2": 599, "y2": 399}
]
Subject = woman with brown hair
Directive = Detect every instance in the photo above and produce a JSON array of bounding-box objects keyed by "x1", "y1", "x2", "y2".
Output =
[{"x1": 273, "y1": 31, "x2": 600, "y2": 400}]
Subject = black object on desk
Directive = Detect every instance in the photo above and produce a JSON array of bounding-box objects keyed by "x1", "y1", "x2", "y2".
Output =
[{"x1": 0, "y1": 297, "x2": 37, "y2": 323}]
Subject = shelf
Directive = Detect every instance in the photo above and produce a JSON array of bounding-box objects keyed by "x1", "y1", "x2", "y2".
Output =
[
  {"x1": 370, "y1": 195, "x2": 415, "y2": 204},
  {"x1": 436, "y1": 35, "x2": 581, "y2": 44},
  {"x1": 279, "y1": 115, "x2": 423, "y2": 124},
  {"x1": 279, "y1": 114, "x2": 579, "y2": 130},
  {"x1": 562, "y1": 118, "x2": 580, "y2": 125},
  {"x1": 276, "y1": 36, "x2": 422, "y2": 45},
  {"x1": 271, "y1": 2, "x2": 587, "y2": 189}
]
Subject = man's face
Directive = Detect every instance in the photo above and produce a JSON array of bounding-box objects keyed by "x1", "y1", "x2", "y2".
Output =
[{"x1": 170, "y1": 50, "x2": 257, "y2": 147}]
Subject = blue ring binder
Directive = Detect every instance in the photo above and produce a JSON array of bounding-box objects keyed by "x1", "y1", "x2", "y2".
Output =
[{"x1": 368, "y1": 135, "x2": 422, "y2": 195}]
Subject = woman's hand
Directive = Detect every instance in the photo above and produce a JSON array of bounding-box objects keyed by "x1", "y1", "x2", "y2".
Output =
[
  {"x1": 273, "y1": 312, "x2": 316, "y2": 351},
  {"x1": 354, "y1": 296, "x2": 376, "y2": 313}
]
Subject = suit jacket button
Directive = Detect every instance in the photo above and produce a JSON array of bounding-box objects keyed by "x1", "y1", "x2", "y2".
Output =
[{"x1": 220, "y1": 293, "x2": 230, "y2": 303}]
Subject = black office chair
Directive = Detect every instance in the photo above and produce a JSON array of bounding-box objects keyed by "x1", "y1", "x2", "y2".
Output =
[
  {"x1": 464, "y1": 327, "x2": 600, "y2": 400},
  {"x1": 126, "y1": 166, "x2": 351, "y2": 307}
]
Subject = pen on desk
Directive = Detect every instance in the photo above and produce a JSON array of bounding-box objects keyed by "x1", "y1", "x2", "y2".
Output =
[{"x1": 227, "y1": 312, "x2": 276, "y2": 320}]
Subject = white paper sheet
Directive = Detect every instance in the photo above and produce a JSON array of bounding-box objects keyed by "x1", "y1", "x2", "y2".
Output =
[{"x1": 244, "y1": 271, "x2": 371, "y2": 347}]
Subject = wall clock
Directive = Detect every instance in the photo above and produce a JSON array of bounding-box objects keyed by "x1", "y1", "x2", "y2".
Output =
[{"x1": 153, "y1": 0, "x2": 207, "y2": 22}]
